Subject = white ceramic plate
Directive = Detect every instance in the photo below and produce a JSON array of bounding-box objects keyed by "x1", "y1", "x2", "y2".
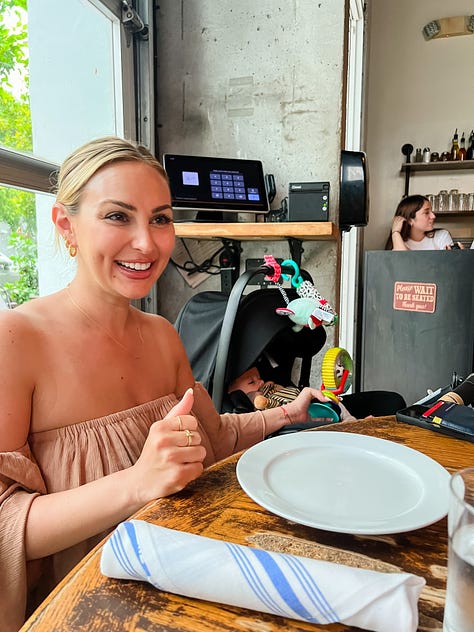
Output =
[{"x1": 236, "y1": 431, "x2": 450, "y2": 535}]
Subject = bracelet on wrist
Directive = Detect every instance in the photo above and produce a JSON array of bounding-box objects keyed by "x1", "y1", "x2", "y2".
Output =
[{"x1": 280, "y1": 405, "x2": 293, "y2": 424}]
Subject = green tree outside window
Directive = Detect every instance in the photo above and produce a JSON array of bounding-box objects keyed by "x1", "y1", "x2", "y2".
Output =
[{"x1": 0, "y1": 0, "x2": 38, "y2": 304}]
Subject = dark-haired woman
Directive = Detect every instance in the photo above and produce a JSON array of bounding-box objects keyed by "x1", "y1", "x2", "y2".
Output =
[{"x1": 386, "y1": 194, "x2": 458, "y2": 250}]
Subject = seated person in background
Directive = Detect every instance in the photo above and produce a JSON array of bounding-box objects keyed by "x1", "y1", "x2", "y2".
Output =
[
  {"x1": 385, "y1": 194, "x2": 462, "y2": 251},
  {"x1": 228, "y1": 366, "x2": 356, "y2": 422}
]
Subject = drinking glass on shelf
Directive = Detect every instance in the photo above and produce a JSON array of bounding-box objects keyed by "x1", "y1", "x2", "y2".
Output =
[
  {"x1": 427, "y1": 194, "x2": 438, "y2": 212},
  {"x1": 458, "y1": 193, "x2": 467, "y2": 212},
  {"x1": 437, "y1": 190, "x2": 448, "y2": 212},
  {"x1": 448, "y1": 189, "x2": 459, "y2": 212},
  {"x1": 443, "y1": 467, "x2": 474, "y2": 632},
  {"x1": 468, "y1": 193, "x2": 474, "y2": 211}
]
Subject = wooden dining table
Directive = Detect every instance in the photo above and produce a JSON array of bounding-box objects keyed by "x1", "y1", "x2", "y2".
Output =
[{"x1": 21, "y1": 416, "x2": 474, "y2": 632}]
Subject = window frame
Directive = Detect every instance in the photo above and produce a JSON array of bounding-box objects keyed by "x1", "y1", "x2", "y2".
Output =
[{"x1": 0, "y1": 0, "x2": 154, "y2": 195}]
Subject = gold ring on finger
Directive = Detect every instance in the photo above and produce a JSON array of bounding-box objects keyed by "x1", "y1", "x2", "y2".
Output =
[
  {"x1": 177, "y1": 416, "x2": 183, "y2": 431},
  {"x1": 184, "y1": 428, "x2": 193, "y2": 446}
]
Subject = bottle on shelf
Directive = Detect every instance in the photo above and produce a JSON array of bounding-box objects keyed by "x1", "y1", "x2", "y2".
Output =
[
  {"x1": 459, "y1": 132, "x2": 467, "y2": 161},
  {"x1": 450, "y1": 129, "x2": 460, "y2": 160},
  {"x1": 466, "y1": 130, "x2": 474, "y2": 160}
]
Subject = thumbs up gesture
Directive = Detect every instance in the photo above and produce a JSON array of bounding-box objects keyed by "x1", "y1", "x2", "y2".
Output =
[{"x1": 131, "y1": 388, "x2": 206, "y2": 502}]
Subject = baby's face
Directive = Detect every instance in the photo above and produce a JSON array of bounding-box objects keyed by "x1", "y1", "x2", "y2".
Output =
[{"x1": 228, "y1": 368, "x2": 265, "y2": 394}]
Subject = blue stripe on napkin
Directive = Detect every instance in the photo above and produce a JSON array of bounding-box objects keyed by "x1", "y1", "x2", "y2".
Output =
[
  {"x1": 283, "y1": 555, "x2": 338, "y2": 622},
  {"x1": 250, "y1": 548, "x2": 321, "y2": 622},
  {"x1": 227, "y1": 542, "x2": 338, "y2": 623},
  {"x1": 109, "y1": 522, "x2": 152, "y2": 580},
  {"x1": 226, "y1": 543, "x2": 290, "y2": 616}
]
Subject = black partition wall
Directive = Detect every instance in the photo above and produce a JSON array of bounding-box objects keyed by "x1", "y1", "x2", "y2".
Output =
[{"x1": 360, "y1": 250, "x2": 474, "y2": 405}]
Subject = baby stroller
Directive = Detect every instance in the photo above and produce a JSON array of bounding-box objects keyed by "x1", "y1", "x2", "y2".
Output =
[
  {"x1": 174, "y1": 261, "x2": 327, "y2": 416},
  {"x1": 175, "y1": 260, "x2": 407, "y2": 425}
]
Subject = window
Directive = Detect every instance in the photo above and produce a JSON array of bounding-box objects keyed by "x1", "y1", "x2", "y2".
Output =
[{"x1": 0, "y1": 0, "x2": 153, "y2": 301}]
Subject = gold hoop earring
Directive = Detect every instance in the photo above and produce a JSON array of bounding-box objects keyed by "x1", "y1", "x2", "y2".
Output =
[
  {"x1": 64, "y1": 239, "x2": 77, "y2": 258},
  {"x1": 68, "y1": 243, "x2": 77, "y2": 258}
]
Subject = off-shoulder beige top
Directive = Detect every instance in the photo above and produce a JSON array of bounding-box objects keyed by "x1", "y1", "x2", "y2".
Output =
[{"x1": 0, "y1": 383, "x2": 267, "y2": 632}]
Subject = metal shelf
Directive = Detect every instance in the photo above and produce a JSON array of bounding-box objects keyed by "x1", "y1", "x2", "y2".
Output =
[
  {"x1": 401, "y1": 160, "x2": 474, "y2": 172},
  {"x1": 401, "y1": 159, "x2": 474, "y2": 197}
]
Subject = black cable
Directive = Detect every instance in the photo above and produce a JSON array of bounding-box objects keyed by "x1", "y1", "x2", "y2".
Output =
[
  {"x1": 171, "y1": 239, "x2": 226, "y2": 276},
  {"x1": 266, "y1": 196, "x2": 288, "y2": 222}
]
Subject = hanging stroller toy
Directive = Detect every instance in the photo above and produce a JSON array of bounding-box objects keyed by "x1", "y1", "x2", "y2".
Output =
[
  {"x1": 321, "y1": 346, "x2": 353, "y2": 397},
  {"x1": 308, "y1": 346, "x2": 354, "y2": 421},
  {"x1": 263, "y1": 256, "x2": 338, "y2": 332}
]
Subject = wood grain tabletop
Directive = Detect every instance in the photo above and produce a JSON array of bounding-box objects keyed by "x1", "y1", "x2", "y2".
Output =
[{"x1": 21, "y1": 416, "x2": 474, "y2": 632}]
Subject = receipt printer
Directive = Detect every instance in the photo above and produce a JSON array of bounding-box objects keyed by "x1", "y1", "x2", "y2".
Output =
[{"x1": 288, "y1": 181, "x2": 329, "y2": 221}]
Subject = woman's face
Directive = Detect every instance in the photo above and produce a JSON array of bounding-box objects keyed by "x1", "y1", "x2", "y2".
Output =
[
  {"x1": 410, "y1": 200, "x2": 435, "y2": 233},
  {"x1": 70, "y1": 161, "x2": 175, "y2": 300}
]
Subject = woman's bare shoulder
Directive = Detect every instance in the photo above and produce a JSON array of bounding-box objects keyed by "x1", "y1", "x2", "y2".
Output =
[
  {"x1": 0, "y1": 293, "x2": 61, "y2": 342},
  {"x1": 0, "y1": 301, "x2": 37, "y2": 343},
  {"x1": 136, "y1": 309, "x2": 181, "y2": 337},
  {"x1": 0, "y1": 300, "x2": 57, "y2": 450}
]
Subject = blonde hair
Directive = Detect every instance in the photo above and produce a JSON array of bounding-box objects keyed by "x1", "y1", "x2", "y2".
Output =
[{"x1": 52, "y1": 136, "x2": 168, "y2": 215}]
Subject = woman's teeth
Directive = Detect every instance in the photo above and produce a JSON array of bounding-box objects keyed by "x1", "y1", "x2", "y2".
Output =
[{"x1": 117, "y1": 261, "x2": 152, "y2": 271}]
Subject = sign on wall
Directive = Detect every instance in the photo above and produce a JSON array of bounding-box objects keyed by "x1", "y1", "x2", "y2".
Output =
[{"x1": 393, "y1": 281, "x2": 437, "y2": 313}]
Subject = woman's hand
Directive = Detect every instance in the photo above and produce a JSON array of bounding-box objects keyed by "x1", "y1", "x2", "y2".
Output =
[
  {"x1": 284, "y1": 387, "x2": 332, "y2": 423},
  {"x1": 391, "y1": 215, "x2": 405, "y2": 234},
  {"x1": 131, "y1": 389, "x2": 206, "y2": 505}
]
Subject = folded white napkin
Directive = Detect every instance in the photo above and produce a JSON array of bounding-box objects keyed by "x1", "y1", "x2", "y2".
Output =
[{"x1": 101, "y1": 520, "x2": 425, "y2": 632}]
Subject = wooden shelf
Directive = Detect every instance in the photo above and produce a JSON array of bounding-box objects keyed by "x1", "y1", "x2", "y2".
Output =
[
  {"x1": 401, "y1": 160, "x2": 474, "y2": 172},
  {"x1": 173, "y1": 221, "x2": 339, "y2": 241}
]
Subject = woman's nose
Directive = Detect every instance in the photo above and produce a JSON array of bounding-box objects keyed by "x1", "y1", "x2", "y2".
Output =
[{"x1": 132, "y1": 223, "x2": 155, "y2": 252}]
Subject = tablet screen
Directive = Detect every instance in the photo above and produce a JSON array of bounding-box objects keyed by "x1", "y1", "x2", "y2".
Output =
[{"x1": 163, "y1": 153, "x2": 270, "y2": 215}]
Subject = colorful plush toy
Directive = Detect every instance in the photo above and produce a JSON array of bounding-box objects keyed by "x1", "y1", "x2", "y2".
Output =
[
  {"x1": 266, "y1": 256, "x2": 337, "y2": 332},
  {"x1": 275, "y1": 291, "x2": 337, "y2": 332}
]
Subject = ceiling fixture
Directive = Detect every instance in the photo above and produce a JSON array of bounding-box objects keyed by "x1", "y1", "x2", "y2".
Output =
[{"x1": 423, "y1": 15, "x2": 474, "y2": 40}]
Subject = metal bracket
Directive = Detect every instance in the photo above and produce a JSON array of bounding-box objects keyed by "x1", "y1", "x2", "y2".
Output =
[
  {"x1": 219, "y1": 239, "x2": 242, "y2": 294},
  {"x1": 121, "y1": 0, "x2": 149, "y2": 46},
  {"x1": 287, "y1": 237, "x2": 304, "y2": 268}
]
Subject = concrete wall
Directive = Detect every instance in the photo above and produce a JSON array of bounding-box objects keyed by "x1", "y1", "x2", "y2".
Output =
[
  {"x1": 156, "y1": 1, "x2": 346, "y2": 207},
  {"x1": 155, "y1": 1, "x2": 346, "y2": 369},
  {"x1": 365, "y1": 0, "x2": 474, "y2": 251}
]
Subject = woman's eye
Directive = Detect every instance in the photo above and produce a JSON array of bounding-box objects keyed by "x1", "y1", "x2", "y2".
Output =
[
  {"x1": 105, "y1": 211, "x2": 128, "y2": 222},
  {"x1": 151, "y1": 214, "x2": 173, "y2": 225}
]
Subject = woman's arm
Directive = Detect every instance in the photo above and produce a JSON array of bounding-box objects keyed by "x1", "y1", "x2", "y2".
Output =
[
  {"x1": 0, "y1": 313, "x2": 205, "y2": 561},
  {"x1": 25, "y1": 389, "x2": 205, "y2": 559}
]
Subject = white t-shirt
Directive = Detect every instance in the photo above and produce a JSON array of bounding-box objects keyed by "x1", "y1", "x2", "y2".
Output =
[{"x1": 405, "y1": 229, "x2": 453, "y2": 251}]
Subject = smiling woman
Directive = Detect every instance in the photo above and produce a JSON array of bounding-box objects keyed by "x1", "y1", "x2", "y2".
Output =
[
  {"x1": 0, "y1": 136, "x2": 333, "y2": 632},
  {"x1": 51, "y1": 137, "x2": 175, "y2": 302}
]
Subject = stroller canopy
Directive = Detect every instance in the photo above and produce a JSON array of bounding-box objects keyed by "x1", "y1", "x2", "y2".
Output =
[{"x1": 175, "y1": 285, "x2": 327, "y2": 411}]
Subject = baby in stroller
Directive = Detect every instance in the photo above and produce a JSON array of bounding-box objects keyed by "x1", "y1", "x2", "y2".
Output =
[{"x1": 228, "y1": 366, "x2": 355, "y2": 423}]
